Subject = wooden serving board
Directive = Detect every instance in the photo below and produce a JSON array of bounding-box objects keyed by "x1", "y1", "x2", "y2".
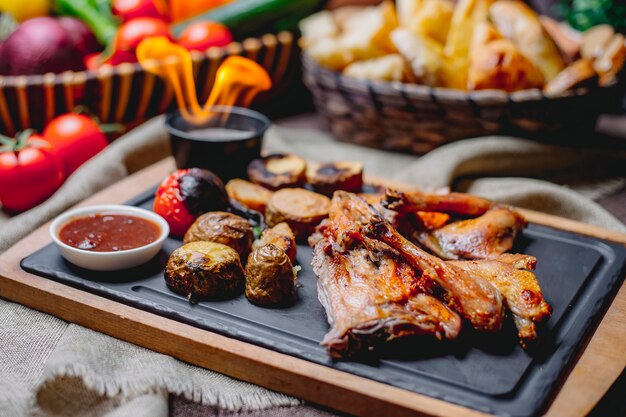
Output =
[{"x1": 1, "y1": 157, "x2": 625, "y2": 417}]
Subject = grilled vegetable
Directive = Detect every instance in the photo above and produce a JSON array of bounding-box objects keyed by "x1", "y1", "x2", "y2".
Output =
[
  {"x1": 247, "y1": 153, "x2": 306, "y2": 190},
  {"x1": 171, "y1": 0, "x2": 324, "y2": 39},
  {"x1": 265, "y1": 188, "x2": 331, "y2": 239},
  {"x1": 165, "y1": 241, "x2": 244, "y2": 301},
  {"x1": 225, "y1": 178, "x2": 272, "y2": 213},
  {"x1": 253, "y1": 222, "x2": 296, "y2": 262},
  {"x1": 153, "y1": 168, "x2": 228, "y2": 237},
  {"x1": 184, "y1": 211, "x2": 254, "y2": 260},
  {"x1": 306, "y1": 161, "x2": 364, "y2": 196},
  {"x1": 245, "y1": 243, "x2": 296, "y2": 306}
]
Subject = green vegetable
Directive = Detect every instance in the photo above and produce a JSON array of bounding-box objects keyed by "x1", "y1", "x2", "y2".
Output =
[
  {"x1": 54, "y1": 0, "x2": 119, "y2": 46},
  {"x1": 562, "y1": 0, "x2": 626, "y2": 32},
  {"x1": 172, "y1": 0, "x2": 325, "y2": 39}
]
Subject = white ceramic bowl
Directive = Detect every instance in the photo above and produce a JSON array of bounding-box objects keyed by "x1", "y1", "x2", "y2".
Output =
[{"x1": 50, "y1": 205, "x2": 170, "y2": 271}]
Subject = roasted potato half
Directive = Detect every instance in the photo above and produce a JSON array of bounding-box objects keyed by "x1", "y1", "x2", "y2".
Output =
[
  {"x1": 253, "y1": 222, "x2": 297, "y2": 262},
  {"x1": 266, "y1": 188, "x2": 332, "y2": 239},
  {"x1": 245, "y1": 244, "x2": 296, "y2": 307},
  {"x1": 247, "y1": 154, "x2": 307, "y2": 190},
  {"x1": 165, "y1": 241, "x2": 245, "y2": 301},
  {"x1": 306, "y1": 161, "x2": 364, "y2": 196},
  {"x1": 184, "y1": 212, "x2": 254, "y2": 260},
  {"x1": 226, "y1": 179, "x2": 273, "y2": 213}
]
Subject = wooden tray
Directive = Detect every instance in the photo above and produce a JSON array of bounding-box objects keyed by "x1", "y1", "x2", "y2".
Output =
[{"x1": 1, "y1": 158, "x2": 625, "y2": 417}]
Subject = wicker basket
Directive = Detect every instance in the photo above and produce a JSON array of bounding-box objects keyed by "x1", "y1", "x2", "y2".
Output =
[
  {"x1": 302, "y1": 54, "x2": 625, "y2": 154},
  {"x1": 0, "y1": 32, "x2": 297, "y2": 135}
]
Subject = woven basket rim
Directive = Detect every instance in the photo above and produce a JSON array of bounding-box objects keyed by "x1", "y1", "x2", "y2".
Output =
[
  {"x1": 0, "y1": 31, "x2": 294, "y2": 88},
  {"x1": 302, "y1": 52, "x2": 620, "y2": 104}
]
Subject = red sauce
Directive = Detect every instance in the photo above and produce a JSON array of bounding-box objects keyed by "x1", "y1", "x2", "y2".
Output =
[{"x1": 59, "y1": 214, "x2": 161, "y2": 252}]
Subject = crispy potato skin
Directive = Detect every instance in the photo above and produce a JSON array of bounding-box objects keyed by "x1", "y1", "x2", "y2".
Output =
[
  {"x1": 226, "y1": 179, "x2": 273, "y2": 213},
  {"x1": 253, "y1": 222, "x2": 297, "y2": 262},
  {"x1": 265, "y1": 188, "x2": 332, "y2": 240},
  {"x1": 247, "y1": 154, "x2": 307, "y2": 190},
  {"x1": 165, "y1": 241, "x2": 245, "y2": 300},
  {"x1": 184, "y1": 212, "x2": 253, "y2": 260},
  {"x1": 245, "y1": 244, "x2": 296, "y2": 306}
]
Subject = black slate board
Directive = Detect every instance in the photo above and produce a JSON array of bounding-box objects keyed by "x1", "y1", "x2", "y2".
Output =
[{"x1": 21, "y1": 189, "x2": 626, "y2": 417}]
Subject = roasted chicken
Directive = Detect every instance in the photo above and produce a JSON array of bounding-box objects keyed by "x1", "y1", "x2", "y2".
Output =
[
  {"x1": 312, "y1": 192, "x2": 462, "y2": 358},
  {"x1": 312, "y1": 191, "x2": 551, "y2": 358},
  {"x1": 382, "y1": 190, "x2": 527, "y2": 260}
]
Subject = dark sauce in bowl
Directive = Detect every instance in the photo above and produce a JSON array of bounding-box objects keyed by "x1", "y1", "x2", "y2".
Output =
[{"x1": 59, "y1": 214, "x2": 161, "y2": 252}]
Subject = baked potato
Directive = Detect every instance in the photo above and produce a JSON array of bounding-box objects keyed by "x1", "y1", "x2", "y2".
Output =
[
  {"x1": 265, "y1": 188, "x2": 332, "y2": 240},
  {"x1": 245, "y1": 244, "x2": 296, "y2": 306},
  {"x1": 306, "y1": 161, "x2": 364, "y2": 196},
  {"x1": 247, "y1": 153, "x2": 307, "y2": 190},
  {"x1": 226, "y1": 179, "x2": 273, "y2": 213},
  {"x1": 253, "y1": 222, "x2": 297, "y2": 262},
  {"x1": 165, "y1": 241, "x2": 245, "y2": 300},
  {"x1": 183, "y1": 212, "x2": 254, "y2": 260}
]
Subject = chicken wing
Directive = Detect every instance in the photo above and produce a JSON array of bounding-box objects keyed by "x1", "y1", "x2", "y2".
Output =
[
  {"x1": 383, "y1": 189, "x2": 527, "y2": 260},
  {"x1": 363, "y1": 212, "x2": 504, "y2": 332},
  {"x1": 449, "y1": 258, "x2": 551, "y2": 344},
  {"x1": 384, "y1": 189, "x2": 493, "y2": 217}
]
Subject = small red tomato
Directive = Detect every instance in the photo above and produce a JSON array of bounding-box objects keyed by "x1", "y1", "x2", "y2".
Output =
[
  {"x1": 0, "y1": 132, "x2": 64, "y2": 213},
  {"x1": 115, "y1": 17, "x2": 172, "y2": 52},
  {"x1": 113, "y1": 0, "x2": 169, "y2": 22},
  {"x1": 177, "y1": 21, "x2": 233, "y2": 52},
  {"x1": 43, "y1": 114, "x2": 109, "y2": 176},
  {"x1": 153, "y1": 168, "x2": 229, "y2": 237}
]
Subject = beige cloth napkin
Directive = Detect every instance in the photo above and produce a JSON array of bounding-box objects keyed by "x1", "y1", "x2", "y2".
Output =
[{"x1": 1, "y1": 116, "x2": 625, "y2": 417}]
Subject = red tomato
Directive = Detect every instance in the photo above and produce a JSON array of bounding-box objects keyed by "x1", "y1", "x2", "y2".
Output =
[
  {"x1": 153, "y1": 169, "x2": 196, "y2": 237},
  {"x1": 43, "y1": 114, "x2": 108, "y2": 176},
  {"x1": 177, "y1": 21, "x2": 233, "y2": 51},
  {"x1": 115, "y1": 17, "x2": 172, "y2": 52},
  {"x1": 112, "y1": 0, "x2": 169, "y2": 22},
  {"x1": 0, "y1": 134, "x2": 64, "y2": 213}
]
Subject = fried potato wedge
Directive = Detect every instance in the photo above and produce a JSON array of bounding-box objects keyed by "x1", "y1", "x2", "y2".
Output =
[
  {"x1": 544, "y1": 59, "x2": 597, "y2": 96},
  {"x1": 468, "y1": 22, "x2": 544, "y2": 91},
  {"x1": 343, "y1": 54, "x2": 407, "y2": 81},
  {"x1": 266, "y1": 188, "x2": 332, "y2": 239},
  {"x1": 391, "y1": 28, "x2": 443, "y2": 86},
  {"x1": 226, "y1": 179, "x2": 273, "y2": 213},
  {"x1": 404, "y1": 0, "x2": 454, "y2": 45},
  {"x1": 340, "y1": 1, "x2": 398, "y2": 61},
  {"x1": 490, "y1": 0, "x2": 564, "y2": 82}
]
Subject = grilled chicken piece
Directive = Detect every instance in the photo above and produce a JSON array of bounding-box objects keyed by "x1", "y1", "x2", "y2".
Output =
[
  {"x1": 313, "y1": 243, "x2": 462, "y2": 358},
  {"x1": 383, "y1": 190, "x2": 527, "y2": 260},
  {"x1": 449, "y1": 259, "x2": 552, "y2": 344},
  {"x1": 335, "y1": 192, "x2": 504, "y2": 332},
  {"x1": 384, "y1": 189, "x2": 493, "y2": 217},
  {"x1": 417, "y1": 207, "x2": 527, "y2": 260},
  {"x1": 312, "y1": 191, "x2": 462, "y2": 357}
]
